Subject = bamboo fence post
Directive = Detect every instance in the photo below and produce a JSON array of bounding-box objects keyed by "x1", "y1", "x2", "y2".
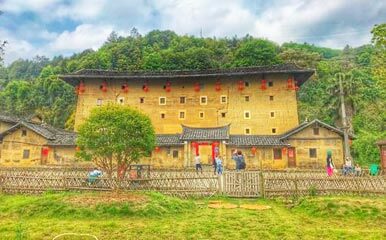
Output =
[{"x1": 259, "y1": 171, "x2": 265, "y2": 198}]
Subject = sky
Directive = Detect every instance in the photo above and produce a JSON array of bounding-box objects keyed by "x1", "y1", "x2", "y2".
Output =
[{"x1": 0, "y1": 0, "x2": 385, "y2": 65}]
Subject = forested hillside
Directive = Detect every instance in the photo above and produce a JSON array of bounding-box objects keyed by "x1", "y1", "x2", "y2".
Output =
[{"x1": 0, "y1": 25, "x2": 385, "y2": 165}]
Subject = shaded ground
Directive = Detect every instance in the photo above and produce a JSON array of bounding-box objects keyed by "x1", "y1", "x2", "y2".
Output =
[{"x1": 0, "y1": 192, "x2": 384, "y2": 239}]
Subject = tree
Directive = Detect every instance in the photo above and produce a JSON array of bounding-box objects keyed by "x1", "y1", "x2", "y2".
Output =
[
  {"x1": 76, "y1": 104, "x2": 156, "y2": 183},
  {"x1": 232, "y1": 39, "x2": 282, "y2": 67}
]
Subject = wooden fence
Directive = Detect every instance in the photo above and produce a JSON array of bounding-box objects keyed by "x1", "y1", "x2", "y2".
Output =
[{"x1": 0, "y1": 167, "x2": 385, "y2": 198}]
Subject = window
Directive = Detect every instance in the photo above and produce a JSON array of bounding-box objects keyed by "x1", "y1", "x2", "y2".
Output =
[
  {"x1": 273, "y1": 148, "x2": 282, "y2": 160},
  {"x1": 160, "y1": 113, "x2": 165, "y2": 119},
  {"x1": 313, "y1": 128, "x2": 320, "y2": 135},
  {"x1": 21, "y1": 130, "x2": 27, "y2": 137},
  {"x1": 269, "y1": 96, "x2": 274, "y2": 101},
  {"x1": 172, "y1": 150, "x2": 179, "y2": 158},
  {"x1": 245, "y1": 128, "x2": 251, "y2": 135},
  {"x1": 179, "y1": 111, "x2": 186, "y2": 120},
  {"x1": 309, "y1": 148, "x2": 317, "y2": 158},
  {"x1": 244, "y1": 111, "x2": 251, "y2": 119},
  {"x1": 245, "y1": 81, "x2": 250, "y2": 87},
  {"x1": 200, "y1": 96, "x2": 207, "y2": 105},
  {"x1": 221, "y1": 112, "x2": 226, "y2": 118},
  {"x1": 220, "y1": 95, "x2": 227, "y2": 104},
  {"x1": 180, "y1": 97, "x2": 186, "y2": 104},
  {"x1": 270, "y1": 112, "x2": 275, "y2": 118},
  {"x1": 23, "y1": 149, "x2": 30, "y2": 159},
  {"x1": 139, "y1": 97, "x2": 145, "y2": 104},
  {"x1": 159, "y1": 97, "x2": 166, "y2": 105},
  {"x1": 96, "y1": 98, "x2": 103, "y2": 106},
  {"x1": 199, "y1": 111, "x2": 205, "y2": 119},
  {"x1": 268, "y1": 81, "x2": 273, "y2": 87},
  {"x1": 117, "y1": 97, "x2": 124, "y2": 104},
  {"x1": 272, "y1": 128, "x2": 277, "y2": 134},
  {"x1": 244, "y1": 96, "x2": 250, "y2": 102}
]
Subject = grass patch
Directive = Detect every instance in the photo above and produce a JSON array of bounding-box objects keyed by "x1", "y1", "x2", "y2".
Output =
[{"x1": 0, "y1": 192, "x2": 384, "y2": 239}]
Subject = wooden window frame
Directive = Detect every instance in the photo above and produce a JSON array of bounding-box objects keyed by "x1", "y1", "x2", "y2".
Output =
[
  {"x1": 23, "y1": 149, "x2": 30, "y2": 159},
  {"x1": 178, "y1": 110, "x2": 186, "y2": 120},
  {"x1": 199, "y1": 111, "x2": 205, "y2": 119},
  {"x1": 220, "y1": 95, "x2": 227, "y2": 104},
  {"x1": 159, "y1": 97, "x2": 166, "y2": 105},
  {"x1": 269, "y1": 96, "x2": 274, "y2": 101},
  {"x1": 309, "y1": 148, "x2": 317, "y2": 158},
  {"x1": 21, "y1": 129, "x2": 27, "y2": 137},
  {"x1": 221, "y1": 112, "x2": 226, "y2": 118},
  {"x1": 172, "y1": 150, "x2": 179, "y2": 159},
  {"x1": 244, "y1": 111, "x2": 251, "y2": 119},
  {"x1": 160, "y1": 112, "x2": 166, "y2": 119},
  {"x1": 268, "y1": 81, "x2": 273, "y2": 87},
  {"x1": 272, "y1": 128, "x2": 277, "y2": 134},
  {"x1": 139, "y1": 97, "x2": 145, "y2": 104},
  {"x1": 200, "y1": 96, "x2": 208, "y2": 105},
  {"x1": 245, "y1": 128, "x2": 251, "y2": 135},
  {"x1": 313, "y1": 128, "x2": 320, "y2": 135},
  {"x1": 244, "y1": 95, "x2": 250, "y2": 102},
  {"x1": 270, "y1": 111, "x2": 275, "y2": 118},
  {"x1": 273, "y1": 148, "x2": 282, "y2": 160},
  {"x1": 180, "y1": 96, "x2": 186, "y2": 104}
]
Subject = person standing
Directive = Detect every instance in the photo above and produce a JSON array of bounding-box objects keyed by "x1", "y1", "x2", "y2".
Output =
[
  {"x1": 215, "y1": 155, "x2": 223, "y2": 175},
  {"x1": 195, "y1": 154, "x2": 202, "y2": 173},
  {"x1": 326, "y1": 154, "x2": 335, "y2": 176},
  {"x1": 232, "y1": 150, "x2": 240, "y2": 170}
]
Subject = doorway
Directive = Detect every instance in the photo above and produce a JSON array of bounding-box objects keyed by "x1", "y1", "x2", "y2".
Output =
[{"x1": 287, "y1": 147, "x2": 296, "y2": 168}]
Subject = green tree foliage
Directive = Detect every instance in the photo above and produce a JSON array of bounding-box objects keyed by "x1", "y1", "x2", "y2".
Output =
[
  {"x1": 233, "y1": 39, "x2": 282, "y2": 66},
  {"x1": 76, "y1": 104, "x2": 155, "y2": 180}
]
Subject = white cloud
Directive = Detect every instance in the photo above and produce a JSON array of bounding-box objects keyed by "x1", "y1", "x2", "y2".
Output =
[{"x1": 48, "y1": 24, "x2": 113, "y2": 52}]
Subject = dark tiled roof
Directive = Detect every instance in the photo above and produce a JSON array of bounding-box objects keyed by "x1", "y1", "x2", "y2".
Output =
[
  {"x1": 180, "y1": 125, "x2": 229, "y2": 141},
  {"x1": 227, "y1": 135, "x2": 287, "y2": 146},
  {"x1": 60, "y1": 64, "x2": 314, "y2": 87},
  {"x1": 156, "y1": 134, "x2": 184, "y2": 146},
  {"x1": 0, "y1": 114, "x2": 20, "y2": 124},
  {"x1": 280, "y1": 119, "x2": 352, "y2": 139},
  {"x1": 0, "y1": 121, "x2": 77, "y2": 146}
]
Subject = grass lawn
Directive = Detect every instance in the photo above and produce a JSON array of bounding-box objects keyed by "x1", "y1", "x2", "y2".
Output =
[{"x1": 0, "y1": 192, "x2": 385, "y2": 240}]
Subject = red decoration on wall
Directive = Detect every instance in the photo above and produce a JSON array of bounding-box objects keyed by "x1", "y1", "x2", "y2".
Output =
[
  {"x1": 287, "y1": 76, "x2": 294, "y2": 90},
  {"x1": 282, "y1": 148, "x2": 287, "y2": 155},
  {"x1": 194, "y1": 82, "x2": 200, "y2": 92},
  {"x1": 165, "y1": 81, "x2": 171, "y2": 92},
  {"x1": 215, "y1": 80, "x2": 221, "y2": 91},
  {"x1": 142, "y1": 82, "x2": 149, "y2": 92},
  {"x1": 294, "y1": 80, "x2": 299, "y2": 91},
  {"x1": 237, "y1": 80, "x2": 245, "y2": 91},
  {"x1": 121, "y1": 83, "x2": 129, "y2": 93},
  {"x1": 100, "y1": 81, "x2": 108, "y2": 92},
  {"x1": 251, "y1": 147, "x2": 257, "y2": 155},
  {"x1": 41, "y1": 147, "x2": 50, "y2": 156},
  {"x1": 155, "y1": 146, "x2": 161, "y2": 152},
  {"x1": 261, "y1": 79, "x2": 267, "y2": 90}
]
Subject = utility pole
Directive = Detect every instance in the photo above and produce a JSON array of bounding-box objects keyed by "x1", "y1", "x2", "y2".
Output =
[{"x1": 337, "y1": 73, "x2": 352, "y2": 163}]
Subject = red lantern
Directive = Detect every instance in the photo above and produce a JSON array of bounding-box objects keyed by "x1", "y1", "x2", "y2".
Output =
[
  {"x1": 100, "y1": 81, "x2": 108, "y2": 92},
  {"x1": 78, "y1": 81, "x2": 85, "y2": 94},
  {"x1": 287, "y1": 76, "x2": 293, "y2": 90},
  {"x1": 237, "y1": 80, "x2": 245, "y2": 91},
  {"x1": 165, "y1": 81, "x2": 171, "y2": 92},
  {"x1": 155, "y1": 146, "x2": 161, "y2": 152},
  {"x1": 294, "y1": 80, "x2": 299, "y2": 91},
  {"x1": 41, "y1": 147, "x2": 49, "y2": 156},
  {"x1": 194, "y1": 82, "x2": 200, "y2": 92},
  {"x1": 121, "y1": 83, "x2": 129, "y2": 93},
  {"x1": 215, "y1": 80, "x2": 221, "y2": 91},
  {"x1": 251, "y1": 147, "x2": 257, "y2": 155},
  {"x1": 261, "y1": 79, "x2": 267, "y2": 90},
  {"x1": 143, "y1": 83, "x2": 149, "y2": 92}
]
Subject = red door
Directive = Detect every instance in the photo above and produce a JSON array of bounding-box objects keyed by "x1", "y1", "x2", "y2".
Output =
[{"x1": 288, "y1": 147, "x2": 296, "y2": 168}]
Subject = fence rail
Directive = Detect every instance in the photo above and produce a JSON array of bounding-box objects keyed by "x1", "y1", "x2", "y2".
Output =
[{"x1": 0, "y1": 167, "x2": 384, "y2": 198}]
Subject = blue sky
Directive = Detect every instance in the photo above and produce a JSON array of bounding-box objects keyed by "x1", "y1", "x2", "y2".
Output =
[{"x1": 1, "y1": 0, "x2": 385, "y2": 64}]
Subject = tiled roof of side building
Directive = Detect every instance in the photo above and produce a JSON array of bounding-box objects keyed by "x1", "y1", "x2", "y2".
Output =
[
  {"x1": 156, "y1": 134, "x2": 184, "y2": 146},
  {"x1": 0, "y1": 114, "x2": 20, "y2": 124},
  {"x1": 227, "y1": 135, "x2": 287, "y2": 146},
  {"x1": 180, "y1": 125, "x2": 230, "y2": 141},
  {"x1": 60, "y1": 64, "x2": 314, "y2": 87}
]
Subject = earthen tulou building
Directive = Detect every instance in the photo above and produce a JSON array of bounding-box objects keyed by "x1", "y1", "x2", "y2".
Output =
[{"x1": 56, "y1": 64, "x2": 348, "y2": 169}]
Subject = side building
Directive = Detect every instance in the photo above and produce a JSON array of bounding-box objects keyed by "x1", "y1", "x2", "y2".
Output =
[
  {"x1": 0, "y1": 118, "x2": 77, "y2": 166},
  {"x1": 60, "y1": 65, "x2": 348, "y2": 169}
]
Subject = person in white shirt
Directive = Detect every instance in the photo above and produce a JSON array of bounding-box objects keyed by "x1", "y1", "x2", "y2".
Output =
[{"x1": 195, "y1": 154, "x2": 202, "y2": 173}]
